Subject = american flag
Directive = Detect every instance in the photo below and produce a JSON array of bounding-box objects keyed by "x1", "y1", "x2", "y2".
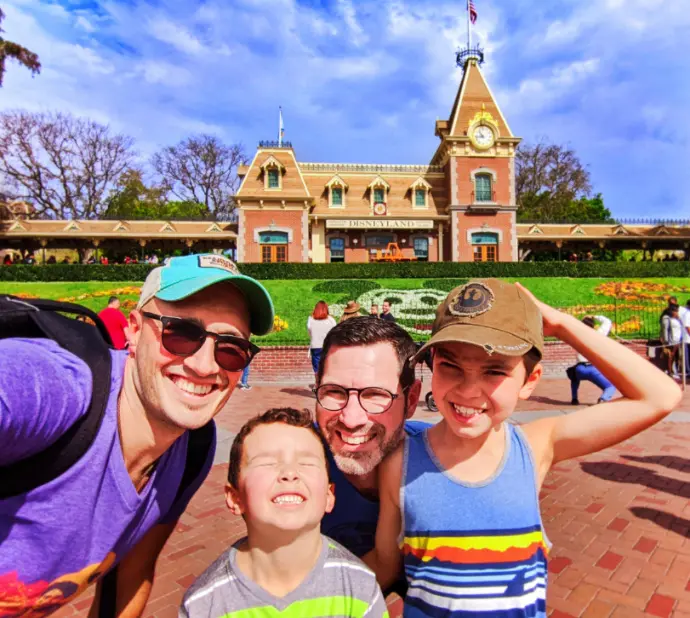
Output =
[{"x1": 469, "y1": 0, "x2": 477, "y2": 24}]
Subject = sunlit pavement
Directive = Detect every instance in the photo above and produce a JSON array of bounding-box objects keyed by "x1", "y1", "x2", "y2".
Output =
[{"x1": 54, "y1": 378, "x2": 690, "y2": 618}]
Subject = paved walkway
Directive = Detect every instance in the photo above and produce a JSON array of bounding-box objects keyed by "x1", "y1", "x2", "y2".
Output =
[{"x1": 54, "y1": 379, "x2": 690, "y2": 618}]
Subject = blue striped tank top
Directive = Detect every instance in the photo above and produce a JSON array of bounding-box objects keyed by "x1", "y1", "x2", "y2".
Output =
[{"x1": 401, "y1": 423, "x2": 549, "y2": 617}]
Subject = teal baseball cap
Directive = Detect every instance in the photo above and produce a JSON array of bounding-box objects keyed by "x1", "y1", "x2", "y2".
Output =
[{"x1": 136, "y1": 254, "x2": 274, "y2": 336}]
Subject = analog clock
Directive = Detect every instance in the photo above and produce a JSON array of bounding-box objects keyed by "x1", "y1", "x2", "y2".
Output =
[
  {"x1": 373, "y1": 202, "x2": 387, "y2": 216},
  {"x1": 472, "y1": 125, "x2": 495, "y2": 149}
]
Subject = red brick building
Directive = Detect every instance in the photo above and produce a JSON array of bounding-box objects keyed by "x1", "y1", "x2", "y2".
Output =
[{"x1": 235, "y1": 55, "x2": 520, "y2": 263}]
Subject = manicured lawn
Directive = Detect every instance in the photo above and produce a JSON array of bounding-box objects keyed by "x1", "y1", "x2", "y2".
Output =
[{"x1": 2, "y1": 277, "x2": 687, "y2": 344}]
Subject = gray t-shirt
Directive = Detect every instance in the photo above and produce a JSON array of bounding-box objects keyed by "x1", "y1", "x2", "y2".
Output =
[{"x1": 180, "y1": 535, "x2": 388, "y2": 618}]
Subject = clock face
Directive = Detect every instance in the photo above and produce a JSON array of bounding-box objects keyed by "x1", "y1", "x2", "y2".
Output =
[{"x1": 473, "y1": 125, "x2": 495, "y2": 148}]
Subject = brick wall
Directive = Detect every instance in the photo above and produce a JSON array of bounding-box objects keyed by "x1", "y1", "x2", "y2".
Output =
[
  {"x1": 242, "y1": 210, "x2": 305, "y2": 263},
  {"x1": 249, "y1": 340, "x2": 651, "y2": 383}
]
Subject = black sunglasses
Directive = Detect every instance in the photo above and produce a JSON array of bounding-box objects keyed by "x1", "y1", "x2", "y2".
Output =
[{"x1": 142, "y1": 312, "x2": 260, "y2": 372}]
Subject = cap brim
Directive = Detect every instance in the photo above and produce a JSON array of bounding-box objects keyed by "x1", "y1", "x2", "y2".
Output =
[
  {"x1": 155, "y1": 273, "x2": 275, "y2": 336},
  {"x1": 412, "y1": 323, "x2": 537, "y2": 364}
]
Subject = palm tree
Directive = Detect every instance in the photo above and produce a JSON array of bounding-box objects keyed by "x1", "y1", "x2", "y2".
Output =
[{"x1": 0, "y1": 8, "x2": 40, "y2": 87}]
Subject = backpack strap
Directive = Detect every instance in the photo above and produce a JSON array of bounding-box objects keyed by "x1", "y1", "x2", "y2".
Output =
[
  {"x1": 0, "y1": 296, "x2": 113, "y2": 499},
  {"x1": 98, "y1": 421, "x2": 215, "y2": 618}
]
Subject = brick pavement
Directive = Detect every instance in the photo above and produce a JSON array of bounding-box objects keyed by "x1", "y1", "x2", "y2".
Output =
[{"x1": 53, "y1": 378, "x2": 690, "y2": 618}]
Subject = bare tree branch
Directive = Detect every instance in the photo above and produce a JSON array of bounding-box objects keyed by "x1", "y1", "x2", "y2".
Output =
[
  {"x1": 0, "y1": 110, "x2": 136, "y2": 219},
  {"x1": 151, "y1": 134, "x2": 247, "y2": 219}
]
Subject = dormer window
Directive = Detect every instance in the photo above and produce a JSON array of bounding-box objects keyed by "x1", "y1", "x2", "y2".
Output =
[
  {"x1": 326, "y1": 175, "x2": 348, "y2": 209},
  {"x1": 409, "y1": 177, "x2": 432, "y2": 209},
  {"x1": 332, "y1": 187, "x2": 343, "y2": 206},
  {"x1": 267, "y1": 169, "x2": 279, "y2": 189},
  {"x1": 368, "y1": 176, "x2": 390, "y2": 211},
  {"x1": 260, "y1": 155, "x2": 286, "y2": 190}
]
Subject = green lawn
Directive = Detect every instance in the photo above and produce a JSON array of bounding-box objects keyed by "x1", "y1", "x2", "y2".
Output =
[{"x1": 2, "y1": 277, "x2": 688, "y2": 344}]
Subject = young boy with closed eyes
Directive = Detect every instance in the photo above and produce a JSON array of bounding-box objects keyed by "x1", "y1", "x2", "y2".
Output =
[
  {"x1": 364, "y1": 279, "x2": 680, "y2": 617},
  {"x1": 180, "y1": 407, "x2": 388, "y2": 618}
]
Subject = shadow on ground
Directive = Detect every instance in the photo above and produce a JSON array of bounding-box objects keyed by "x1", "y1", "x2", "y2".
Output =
[
  {"x1": 580, "y1": 461, "x2": 690, "y2": 499},
  {"x1": 629, "y1": 506, "x2": 690, "y2": 538}
]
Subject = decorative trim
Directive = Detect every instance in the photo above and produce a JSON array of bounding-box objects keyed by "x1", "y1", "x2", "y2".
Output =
[
  {"x1": 368, "y1": 176, "x2": 391, "y2": 190},
  {"x1": 325, "y1": 174, "x2": 349, "y2": 189},
  {"x1": 259, "y1": 155, "x2": 286, "y2": 172},
  {"x1": 466, "y1": 227, "x2": 503, "y2": 244},
  {"x1": 300, "y1": 162, "x2": 443, "y2": 174},
  {"x1": 528, "y1": 224, "x2": 543, "y2": 235},
  {"x1": 302, "y1": 210, "x2": 309, "y2": 262},
  {"x1": 570, "y1": 225, "x2": 586, "y2": 236},
  {"x1": 409, "y1": 177, "x2": 432, "y2": 190},
  {"x1": 470, "y1": 167, "x2": 497, "y2": 182},
  {"x1": 253, "y1": 226, "x2": 293, "y2": 243},
  {"x1": 237, "y1": 209, "x2": 245, "y2": 262}
]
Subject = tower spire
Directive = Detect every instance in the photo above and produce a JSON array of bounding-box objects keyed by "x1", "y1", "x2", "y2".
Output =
[{"x1": 457, "y1": 0, "x2": 483, "y2": 70}]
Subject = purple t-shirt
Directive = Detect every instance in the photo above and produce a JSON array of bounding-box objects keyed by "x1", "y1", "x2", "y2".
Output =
[{"x1": 0, "y1": 339, "x2": 215, "y2": 616}]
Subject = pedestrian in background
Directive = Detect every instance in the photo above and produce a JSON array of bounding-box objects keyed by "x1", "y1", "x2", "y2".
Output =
[
  {"x1": 338, "y1": 300, "x2": 361, "y2": 324},
  {"x1": 98, "y1": 296, "x2": 130, "y2": 350},
  {"x1": 307, "y1": 301, "x2": 336, "y2": 377},
  {"x1": 661, "y1": 303, "x2": 684, "y2": 377},
  {"x1": 566, "y1": 315, "x2": 617, "y2": 404}
]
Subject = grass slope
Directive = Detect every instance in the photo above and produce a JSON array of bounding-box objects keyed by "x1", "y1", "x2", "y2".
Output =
[{"x1": 2, "y1": 277, "x2": 687, "y2": 344}]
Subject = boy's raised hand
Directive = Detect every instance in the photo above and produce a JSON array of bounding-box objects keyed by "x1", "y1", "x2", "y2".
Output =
[{"x1": 514, "y1": 282, "x2": 562, "y2": 338}]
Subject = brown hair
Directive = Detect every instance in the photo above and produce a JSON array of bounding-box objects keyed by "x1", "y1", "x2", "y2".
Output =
[
  {"x1": 522, "y1": 348, "x2": 541, "y2": 378},
  {"x1": 227, "y1": 407, "x2": 329, "y2": 488},
  {"x1": 312, "y1": 301, "x2": 329, "y2": 320},
  {"x1": 582, "y1": 316, "x2": 596, "y2": 328},
  {"x1": 317, "y1": 316, "x2": 417, "y2": 388}
]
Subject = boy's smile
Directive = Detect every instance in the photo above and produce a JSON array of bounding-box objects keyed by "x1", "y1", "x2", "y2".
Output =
[
  {"x1": 227, "y1": 423, "x2": 335, "y2": 532},
  {"x1": 432, "y1": 342, "x2": 541, "y2": 439}
]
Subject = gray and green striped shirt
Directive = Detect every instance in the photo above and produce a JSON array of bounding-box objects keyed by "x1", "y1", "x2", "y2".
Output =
[{"x1": 179, "y1": 535, "x2": 389, "y2": 618}]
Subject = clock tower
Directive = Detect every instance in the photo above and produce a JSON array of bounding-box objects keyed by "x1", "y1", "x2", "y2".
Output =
[{"x1": 431, "y1": 47, "x2": 521, "y2": 262}]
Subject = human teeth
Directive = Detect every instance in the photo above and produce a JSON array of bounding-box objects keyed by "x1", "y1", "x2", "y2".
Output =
[
  {"x1": 172, "y1": 377, "x2": 213, "y2": 396},
  {"x1": 340, "y1": 434, "x2": 371, "y2": 445},
  {"x1": 273, "y1": 494, "x2": 304, "y2": 504},
  {"x1": 452, "y1": 404, "x2": 484, "y2": 417}
]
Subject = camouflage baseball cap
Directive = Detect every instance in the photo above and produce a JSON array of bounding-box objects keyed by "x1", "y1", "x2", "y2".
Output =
[{"x1": 414, "y1": 279, "x2": 543, "y2": 361}]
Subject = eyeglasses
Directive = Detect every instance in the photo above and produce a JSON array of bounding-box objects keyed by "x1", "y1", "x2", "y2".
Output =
[
  {"x1": 312, "y1": 384, "x2": 406, "y2": 415},
  {"x1": 142, "y1": 312, "x2": 260, "y2": 372}
]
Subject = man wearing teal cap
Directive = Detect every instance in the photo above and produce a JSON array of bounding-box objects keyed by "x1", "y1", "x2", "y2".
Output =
[{"x1": 0, "y1": 254, "x2": 274, "y2": 617}]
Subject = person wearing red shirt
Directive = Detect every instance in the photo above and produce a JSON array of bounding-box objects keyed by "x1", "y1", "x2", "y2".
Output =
[{"x1": 98, "y1": 296, "x2": 130, "y2": 350}]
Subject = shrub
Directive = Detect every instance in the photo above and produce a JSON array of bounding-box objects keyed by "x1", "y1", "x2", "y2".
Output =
[{"x1": 1, "y1": 261, "x2": 689, "y2": 282}]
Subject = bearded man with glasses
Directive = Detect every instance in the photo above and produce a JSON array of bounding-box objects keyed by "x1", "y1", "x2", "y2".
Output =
[
  {"x1": 314, "y1": 317, "x2": 426, "y2": 598},
  {"x1": 0, "y1": 254, "x2": 273, "y2": 618}
]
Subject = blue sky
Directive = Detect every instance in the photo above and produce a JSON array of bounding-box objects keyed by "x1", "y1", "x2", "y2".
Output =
[{"x1": 2, "y1": 0, "x2": 689, "y2": 218}]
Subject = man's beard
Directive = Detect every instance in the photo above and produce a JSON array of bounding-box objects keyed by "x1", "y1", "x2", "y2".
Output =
[{"x1": 325, "y1": 416, "x2": 405, "y2": 476}]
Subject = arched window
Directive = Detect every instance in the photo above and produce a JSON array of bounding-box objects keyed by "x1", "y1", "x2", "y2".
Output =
[
  {"x1": 471, "y1": 232, "x2": 498, "y2": 262},
  {"x1": 259, "y1": 231, "x2": 288, "y2": 263},
  {"x1": 329, "y1": 237, "x2": 345, "y2": 263},
  {"x1": 474, "y1": 174, "x2": 493, "y2": 202}
]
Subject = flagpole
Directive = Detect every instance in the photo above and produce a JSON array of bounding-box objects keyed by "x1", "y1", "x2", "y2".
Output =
[
  {"x1": 278, "y1": 106, "x2": 282, "y2": 147},
  {"x1": 467, "y1": 0, "x2": 471, "y2": 50}
]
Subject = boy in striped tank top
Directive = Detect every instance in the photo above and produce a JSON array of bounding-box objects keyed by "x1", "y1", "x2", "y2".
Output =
[
  {"x1": 181, "y1": 408, "x2": 388, "y2": 617},
  {"x1": 365, "y1": 279, "x2": 680, "y2": 617}
]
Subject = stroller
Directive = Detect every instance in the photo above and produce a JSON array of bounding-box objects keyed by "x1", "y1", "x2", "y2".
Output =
[{"x1": 414, "y1": 342, "x2": 438, "y2": 413}]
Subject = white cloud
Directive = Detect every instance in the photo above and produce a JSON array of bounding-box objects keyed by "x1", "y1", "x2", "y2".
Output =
[
  {"x1": 135, "y1": 60, "x2": 192, "y2": 87},
  {"x1": 148, "y1": 17, "x2": 205, "y2": 55},
  {"x1": 75, "y1": 15, "x2": 96, "y2": 33},
  {"x1": 337, "y1": 0, "x2": 367, "y2": 46}
]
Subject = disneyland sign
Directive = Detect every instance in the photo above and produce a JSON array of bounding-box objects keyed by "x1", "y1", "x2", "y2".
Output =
[{"x1": 326, "y1": 219, "x2": 434, "y2": 230}]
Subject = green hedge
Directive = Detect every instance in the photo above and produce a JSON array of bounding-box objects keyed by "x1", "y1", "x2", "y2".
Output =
[{"x1": 1, "y1": 261, "x2": 690, "y2": 281}]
